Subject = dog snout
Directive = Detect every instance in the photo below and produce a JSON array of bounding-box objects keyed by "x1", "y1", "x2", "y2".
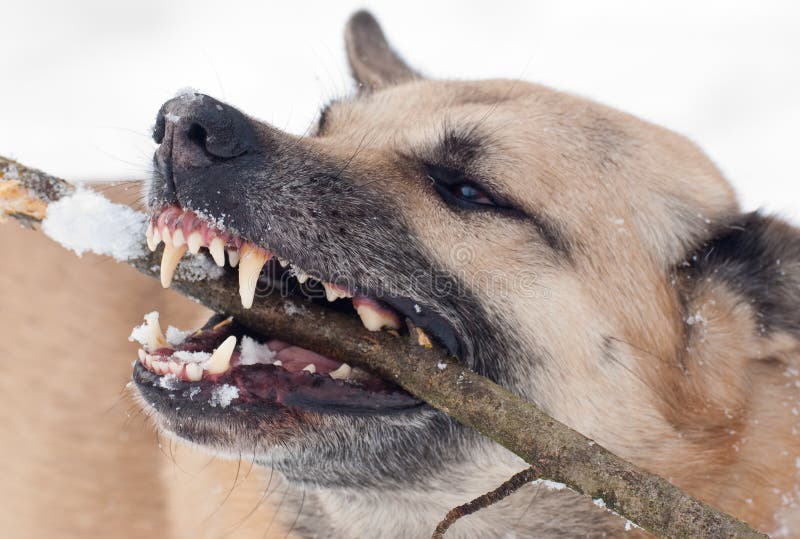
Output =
[{"x1": 153, "y1": 92, "x2": 256, "y2": 176}]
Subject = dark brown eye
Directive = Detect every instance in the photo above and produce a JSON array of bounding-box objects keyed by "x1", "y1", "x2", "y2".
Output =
[
  {"x1": 449, "y1": 183, "x2": 493, "y2": 205},
  {"x1": 426, "y1": 164, "x2": 499, "y2": 210}
]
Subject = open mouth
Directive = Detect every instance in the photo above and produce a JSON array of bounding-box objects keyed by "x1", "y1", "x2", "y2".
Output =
[{"x1": 133, "y1": 205, "x2": 460, "y2": 415}]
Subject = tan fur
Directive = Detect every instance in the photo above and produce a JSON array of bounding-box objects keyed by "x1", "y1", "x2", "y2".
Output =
[{"x1": 302, "y1": 75, "x2": 799, "y2": 534}]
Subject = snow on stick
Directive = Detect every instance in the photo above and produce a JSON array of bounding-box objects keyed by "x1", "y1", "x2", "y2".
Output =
[{"x1": 0, "y1": 155, "x2": 767, "y2": 539}]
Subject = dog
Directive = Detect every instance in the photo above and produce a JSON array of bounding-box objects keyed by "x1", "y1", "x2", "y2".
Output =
[{"x1": 131, "y1": 10, "x2": 800, "y2": 537}]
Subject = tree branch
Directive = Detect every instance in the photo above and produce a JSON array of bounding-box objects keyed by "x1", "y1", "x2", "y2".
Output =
[{"x1": 0, "y1": 156, "x2": 768, "y2": 538}]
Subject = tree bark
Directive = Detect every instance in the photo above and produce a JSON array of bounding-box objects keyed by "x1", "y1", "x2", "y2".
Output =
[{"x1": 0, "y1": 156, "x2": 768, "y2": 538}]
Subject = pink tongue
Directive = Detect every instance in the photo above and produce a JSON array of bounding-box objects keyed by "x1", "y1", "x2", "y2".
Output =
[{"x1": 267, "y1": 339, "x2": 343, "y2": 373}]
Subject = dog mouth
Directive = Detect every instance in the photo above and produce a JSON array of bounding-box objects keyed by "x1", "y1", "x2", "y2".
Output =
[{"x1": 132, "y1": 205, "x2": 460, "y2": 416}]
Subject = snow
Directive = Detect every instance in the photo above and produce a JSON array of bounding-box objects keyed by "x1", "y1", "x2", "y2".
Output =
[
  {"x1": 42, "y1": 186, "x2": 147, "y2": 261},
  {"x1": 174, "y1": 254, "x2": 225, "y2": 282},
  {"x1": 209, "y1": 384, "x2": 239, "y2": 408},
  {"x1": 158, "y1": 374, "x2": 180, "y2": 390},
  {"x1": 531, "y1": 479, "x2": 568, "y2": 491},
  {"x1": 685, "y1": 312, "x2": 708, "y2": 326},
  {"x1": 172, "y1": 350, "x2": 211, "y2": 363},
  {"x1": 3, "y1": 163, "x2": 19, "y2": 179},
  {"x1": 165, "y1": 325, "x2": 191, "y2": 346},
  {"x1": 175, "y1": 87, "x2": 202, "y2": 102},
  {"x1": 239, "y1": 335, "x2": 276, "y2": 366},
  {"x1": 283, "y1": 301, "x2": 308, "y2": 316}
]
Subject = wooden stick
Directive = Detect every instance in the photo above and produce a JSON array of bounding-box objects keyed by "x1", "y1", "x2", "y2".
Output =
[{"x1": 0, "y1": 155, "x2": 767, "y2": 538}]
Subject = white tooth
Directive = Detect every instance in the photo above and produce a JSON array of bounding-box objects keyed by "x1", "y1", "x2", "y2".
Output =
[
  {"x1": 143, "y1": 312, "x2": 168, "y2": 350},
  {"x1": 355, "y1": 303, "x2": 401, "y2": 332},
  {"x1": 272, "y1": 360, "x2": 283, "y2": 366},
  {"x1": 168, "y1": 360, "x2": 182, "y2": 375},
  {"x1": 416, "y1": 328, "x2": 433, "y2": 348},
  {"x1": 323, "y1": 282, "x2": 351, "y2": 302},
  {"x1": 323, "y1": 283, "x2": 338, "y2": 302},
  {"x1": 172, "y1": 229, "x2": 186, "y2": 247},
  {"x1": 278, "y1": 258, "x2": 288, "y2": 267},
  {"x1": 187, "y1": 231, "x2": 203, "y2": 254},
  {"x1": 152, "y1": 359, "x2": 168, "y2": 375},
  {"x1": 152, "y1": 227, "x2": 161, "y2": 247},
  {"x1": 227, "y1": 249, "x2": 240, "y2": 267},
  {"x1": 302, "y1": 364, "x2": 316, "y2": 374},
  {"x1": 160, "y1": 241, "x2": 187, "y2": 288},
  {"x1": 295, "y1": 268, "x2": 309, "y2": 284},
  {"x1": 160, "y1": 226, "x2": 171, "y2": 245},
  {"x1": 238, "y1": 244, "x2": 271, "y2": 308},
  {"x1": 138, "y1": 348, "x2": 146, "y2": 361},
  {"x1": 146, "y1": 223, "x2": 157, "y2": 251},
  {"x1": 204, "y1": 335, "x2": 236, "y2": 375},
  {"x1": 185, "y1": 362, "x2": 203, "y2": 382},
  {"x1": 209, "y1": 237, "x2": 226, "y2": 267},
  {"x1": 329, "y1": 363, "x2": 352, "y2": 380}
]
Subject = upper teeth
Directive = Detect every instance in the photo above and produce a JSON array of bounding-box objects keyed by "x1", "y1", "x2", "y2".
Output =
[
  {"x1": 147, "y1": 208, "x2": 406, "y2": 334},
  {"x1": 323, "y1": 282, "x2": 352, "y2": 302}
]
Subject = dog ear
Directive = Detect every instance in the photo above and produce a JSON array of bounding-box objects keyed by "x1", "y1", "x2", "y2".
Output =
[
  {"x1": 345, "y1": 10, "x2": 420, "y2": 90},
  {"x1": 682, "y1": 212, "x2": 800, "y2": 338}
]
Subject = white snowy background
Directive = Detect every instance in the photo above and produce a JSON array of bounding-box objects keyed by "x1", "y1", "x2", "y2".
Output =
[{"x1": 1, "y1": 1, "x2": 797, "y2": 221}]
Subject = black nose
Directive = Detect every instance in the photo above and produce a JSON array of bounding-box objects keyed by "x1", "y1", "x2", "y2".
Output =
[{"x1": 153, "y1": 92, "x2": 255, "y2": 174}]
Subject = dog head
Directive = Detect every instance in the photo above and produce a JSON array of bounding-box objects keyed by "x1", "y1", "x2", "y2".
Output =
[{"x1": 133, "y1": 11, "x2": 799, "y2": 534}]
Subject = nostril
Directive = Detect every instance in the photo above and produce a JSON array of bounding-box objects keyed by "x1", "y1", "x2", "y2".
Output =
[
  {"x1": 186, "y1": 122, "x2": 209, "y2": 151},
  {"x1": 153, "y1": 113, "x2": 166, "y2": 144}
]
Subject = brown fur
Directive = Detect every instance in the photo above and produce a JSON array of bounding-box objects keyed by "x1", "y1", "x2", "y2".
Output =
[{"x1": 4, "y1": 11, "x2": 800, "y2": 538}]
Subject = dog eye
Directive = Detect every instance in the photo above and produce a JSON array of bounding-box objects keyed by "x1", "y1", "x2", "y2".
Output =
[
  {"x1": 426, "y1": 165, "x2": 499, "y2": 209},
  {"x1": 449, "y1": 183, "x2": 493, "y2": 205}
]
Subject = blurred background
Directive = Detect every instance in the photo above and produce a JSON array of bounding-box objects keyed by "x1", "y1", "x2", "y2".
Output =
[
  {"x1": 0, "y1": 0, "x2": 798, "y2": 220},
  {"x1": 1, "y1": 2, "x2": 798, "y2": 538}
]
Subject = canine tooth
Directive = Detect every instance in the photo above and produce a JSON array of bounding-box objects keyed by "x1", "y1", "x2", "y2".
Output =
[
  {"x1": 172, "y1": 229, "x2": 186, "y2": 247},
  {"x1": 238, "y1": 244, "x2": 271, "y2": 308},
  {"x1": 209, "y1": 237, "x2": 226, "y2": 267},
  {"x1": 302, "y1": 364, "x2": 316, "y2": 374},
  {"x1": 146, "y1": 223, "x2": 157, "y2": 251},
  {"x1": 227, "y1": 249, "x2": 240, "y2": 267},
  {"x1": 142, "y1": 312, "x2": 168, "y2": 350},
  {"x1": 353, "y1": 300, "x2": 401, "y2": 332},
  {"x1": 187, "y1": 231, "x2": 203, "y2": 254},
  {"x1": 160, "y1": 242, "x2": 187, "y2": 288},
  {"x1": 185, "y1": 362, "x2": 203, "y2": 381},
  {"x1": 329, "y1": 363, "x2": 352, "y2": 380},
  {"x1": 272, "y1": 360, "x2": 283, "y2": 367},
  {"x1": 205, "y1": 335, "x2": 236, "y2": 375},
  {"x1": 137, "y1": 348, "x2": 146, "y2": 361}
]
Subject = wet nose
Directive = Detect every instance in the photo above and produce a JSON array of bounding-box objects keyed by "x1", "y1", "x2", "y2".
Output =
[{"x1": 153, "y1": 91, "x2": 256, "y2": 174}]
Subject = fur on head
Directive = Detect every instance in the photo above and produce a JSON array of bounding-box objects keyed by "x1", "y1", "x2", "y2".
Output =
[{"x1": 135, "y1": 10, "x2": 800, "y2": 537}]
